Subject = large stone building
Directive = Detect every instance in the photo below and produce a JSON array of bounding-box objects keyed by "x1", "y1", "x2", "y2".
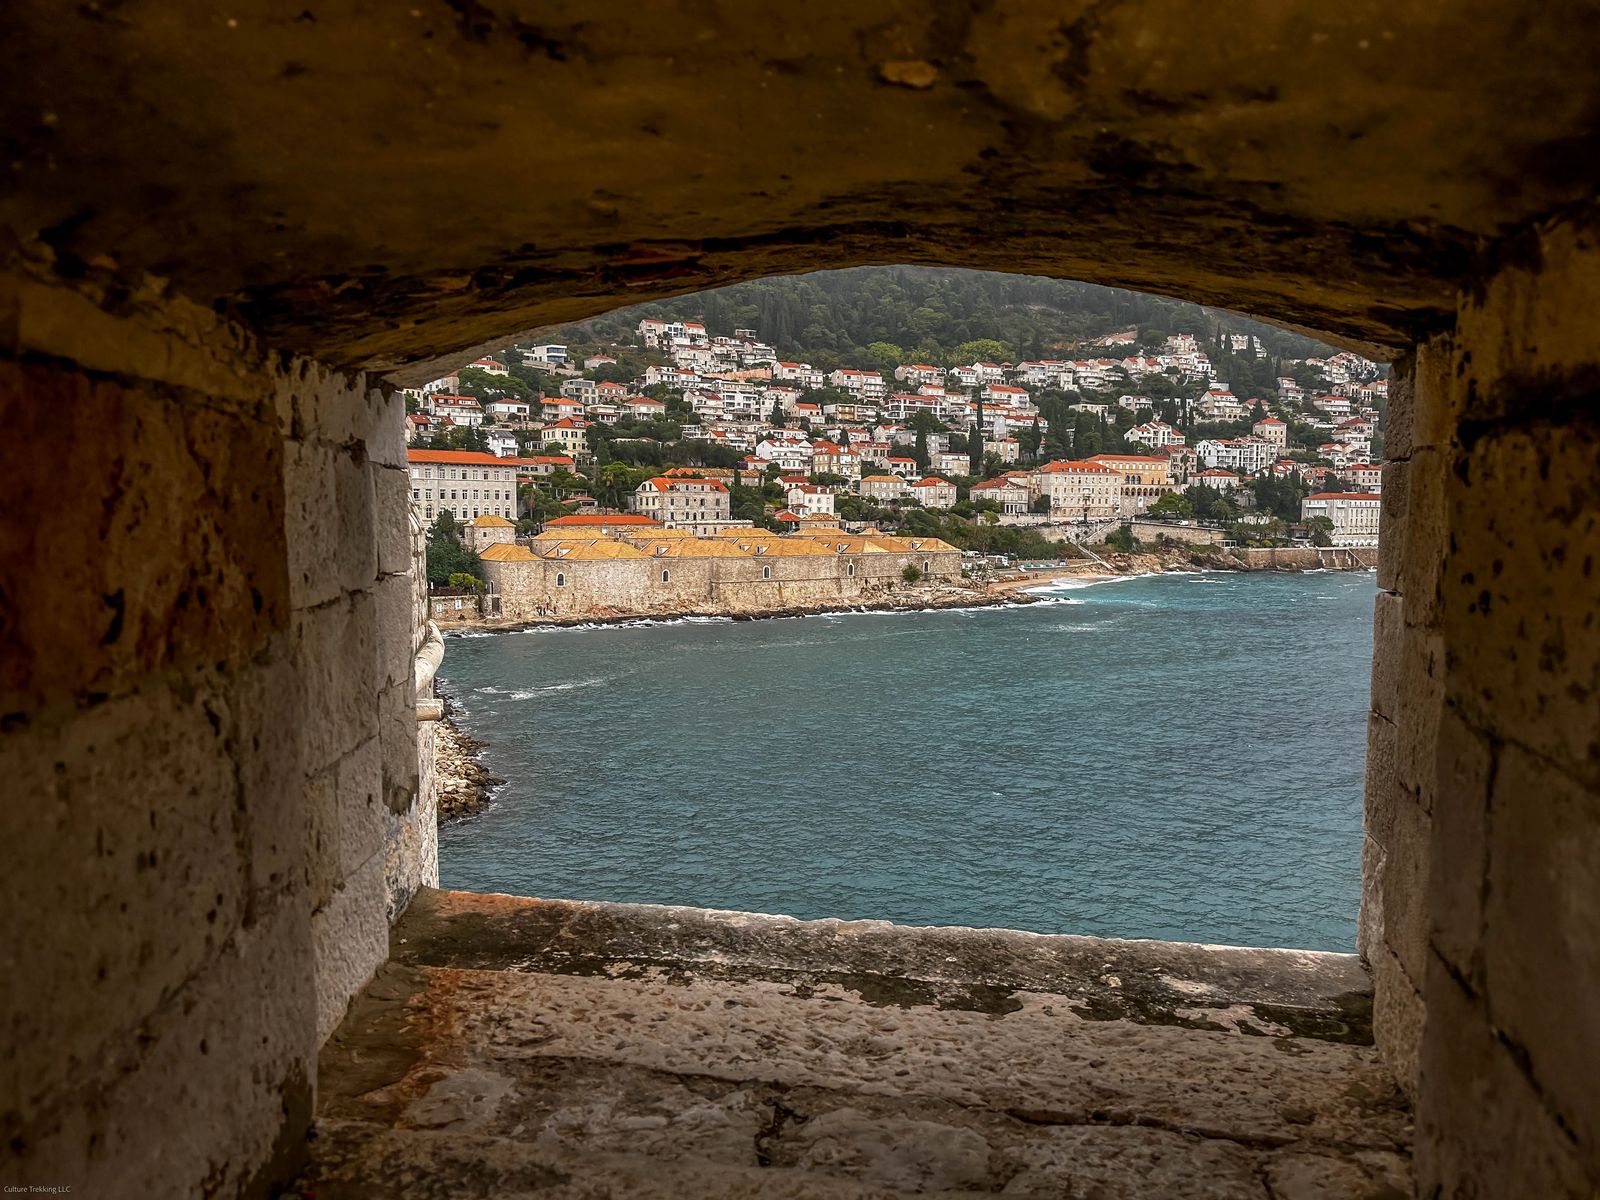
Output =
[
  {"x1": 407, "y1": 449, "x2": 519, "y2": 522},
  {"x1": 6, "y1": 8, "x2": 1600, "y2": 1199},
  {"x1": 477, "y1": 529, "x2": 961, "y2": 619}
]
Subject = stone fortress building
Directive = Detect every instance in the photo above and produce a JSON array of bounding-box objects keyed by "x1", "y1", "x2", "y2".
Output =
[
  {"x1": 3, "y1": 3, "x2": 1599, "y2": 1197},
  {"x1": 477, "y1": 523, "x2": 962, "y2": 619}
]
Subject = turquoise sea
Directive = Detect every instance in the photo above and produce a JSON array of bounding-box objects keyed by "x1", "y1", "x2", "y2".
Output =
[{"x1": 438, "y1": 571, "x2": 1375, "y2": 951}]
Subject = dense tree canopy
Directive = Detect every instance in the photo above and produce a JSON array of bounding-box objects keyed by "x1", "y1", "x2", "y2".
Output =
[{"x1": 541, "y1": 266, "x2": 1335, "y2": 369}]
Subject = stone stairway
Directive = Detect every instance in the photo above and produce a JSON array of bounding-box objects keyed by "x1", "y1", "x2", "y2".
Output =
[{"x1": 296, "y1": 890, "x2": 1412, "y2": 1198}]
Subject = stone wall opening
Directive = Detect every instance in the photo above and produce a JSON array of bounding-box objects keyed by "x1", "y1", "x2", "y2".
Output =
[{"x1": 3, "y1": 4, "x2": 1599, "y2": 1191}]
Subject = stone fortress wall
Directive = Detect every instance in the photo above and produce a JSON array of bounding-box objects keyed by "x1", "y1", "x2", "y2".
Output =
[
  {"x1": 479, "y1": 532, "x2": 964, "y2": 619},
  {"x1": 1, "y1": 268, "x2": 437, "y2": 1196}
]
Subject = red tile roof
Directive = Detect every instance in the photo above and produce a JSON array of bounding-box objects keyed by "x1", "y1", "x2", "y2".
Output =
[
  {"x1": 545, "y1": 514, "x2": 662, "y2": 526},
  {"x1": 407, "y1": 449, "x2": 511, "y2": 465}
]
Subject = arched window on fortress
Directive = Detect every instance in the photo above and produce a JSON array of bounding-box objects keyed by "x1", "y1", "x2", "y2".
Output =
[
  {"x1": 661, "y1": 569, "x2": 671, "y2": 584},
  {"x1": 555, "y1": 573, "x2": 566, "y2": 588},
  {"x1": 762, "y1": 565, "x2": 771, "y2": 579}
]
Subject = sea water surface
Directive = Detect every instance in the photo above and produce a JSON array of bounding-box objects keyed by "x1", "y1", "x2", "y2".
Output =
[{"x1": 439, "y1": 571, "x2": 1375, "y2": 950}]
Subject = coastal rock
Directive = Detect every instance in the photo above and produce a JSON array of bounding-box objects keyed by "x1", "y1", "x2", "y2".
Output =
[{"x1": 435, "y1": 705, "x2": 498, "y2": 822}]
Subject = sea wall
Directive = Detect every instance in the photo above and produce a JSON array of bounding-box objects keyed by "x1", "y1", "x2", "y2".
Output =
[
  {"x1": 482, "y1": 548, "x2": 962, "y2": 619},
  {"x1": 1236, "y1": 546, "x2": 1378, "y2": 570}
]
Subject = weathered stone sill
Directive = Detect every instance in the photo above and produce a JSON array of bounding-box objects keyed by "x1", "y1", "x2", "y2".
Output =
[{"x1": 301, "y1": 890, "x2": 1411, "y2": 1198}]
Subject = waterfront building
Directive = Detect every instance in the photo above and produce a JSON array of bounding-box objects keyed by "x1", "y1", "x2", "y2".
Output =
[
  {"x1": 1033, "y1": 459, "x2": 1120, "y2": 519},
  {"x1": 407, "y1": 449, "x2": 519, "y2": 522},
  {"x1": 1301, "y1": 491, "x2": 1383, "y2": 547}
]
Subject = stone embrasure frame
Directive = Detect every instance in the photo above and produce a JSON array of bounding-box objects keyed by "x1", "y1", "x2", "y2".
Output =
[{"x1": 3, "y1": 8, "x2": 1600, "y2": 1183}]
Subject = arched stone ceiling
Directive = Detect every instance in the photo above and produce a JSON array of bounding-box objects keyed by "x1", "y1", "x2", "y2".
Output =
[{"x1": 4, "y1": 0, "x2": 1599, "y2": 371}]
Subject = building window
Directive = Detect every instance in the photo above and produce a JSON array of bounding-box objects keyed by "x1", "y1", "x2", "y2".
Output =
[
  {"x1": 555, "y1": 573, "x2": 566, "y2": 588},
  {"x1": 762, "y1": 565, "x2": 771, "y2": 580},
  {"x1": 661, "y1": 569, "x2": 670, "y2": 584},
  {"x1": 847, "y1": 562, "x2": 856, "y2": 577}
]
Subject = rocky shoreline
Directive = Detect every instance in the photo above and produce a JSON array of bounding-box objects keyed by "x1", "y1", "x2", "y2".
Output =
[
  {"x1": 434, "y1": 689, "x2": 500, "y2": 822},
  {"x1": 437, "y1": 545, "x2": 1371, "y2": 637},
  {"x1": 449, "y1": 583, "x2": 1031, "y2": 636}
]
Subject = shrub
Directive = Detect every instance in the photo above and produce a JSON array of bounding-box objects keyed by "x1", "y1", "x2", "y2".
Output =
[{"x1": 902, "y1": 565, "x2": 923, "y2": 583}]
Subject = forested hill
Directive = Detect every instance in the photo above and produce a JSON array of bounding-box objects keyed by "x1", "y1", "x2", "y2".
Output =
[{"x1": 548, "y1": 266, "x2": 1336, "y2": 370}]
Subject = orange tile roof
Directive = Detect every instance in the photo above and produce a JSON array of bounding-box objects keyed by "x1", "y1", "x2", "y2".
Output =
[
  {"x1": 407, "y1": 449, "x2": 512, "y2": 465},
  {"x1": 545, "y1": 514, "x2": 661, "y2": 527}
]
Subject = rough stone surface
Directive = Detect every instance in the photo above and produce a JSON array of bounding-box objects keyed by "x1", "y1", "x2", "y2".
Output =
[
  {"x1": 1408, "y1": 219, "x2": 1600, "y2": 1197},
  {"x1": 0, "y1": 269, "x2": 437, "y2": 1195},
  {"x1": 7, "y1": 3, "x2": 1600, "y2": 371},
  {"x1": 301, "y1": 890, "x2": 1411, "y2": 1198}
]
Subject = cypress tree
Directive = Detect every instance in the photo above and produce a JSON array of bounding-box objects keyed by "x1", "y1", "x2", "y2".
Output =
[{"x1": 970, "y1": 397, "x2": 986, "y2": 476}]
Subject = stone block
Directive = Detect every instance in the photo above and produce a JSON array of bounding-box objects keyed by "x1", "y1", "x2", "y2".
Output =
[
  {"x1": 0, "y1": 682, "x2": 248, "y2": 1123},
  {"x1": 1369, "y1": 941, "x2": 1423, "y2": 1103},
  {"x1": 1417, "y1": 955, "x2": 1595, "y2": 1199},
  {"x1": 1409, "y1": 335, "x2": 1458, "y2": 453},
  {"x1": 335, "y1": 452, "x2": 379, "y2": 595},
  {"x1": 366, "y1": 386, "x2": 410, "y2": 469},
  {"x1": 1378, "y1": 793, "x2": 1431, "y2": 987},
  {"x1": 304, "y1": 766, "x2": 341, "y2": 911},
  {"x1": 374, "y1": 465, "x2": 415, "y2": 576},
  {"x1": 1367, "y1": 590, "x2": 1404, "y2": 724},
  {"x1": 1481, "y1": 744, "x2": 1600, "y2": 1163},
  {"x1": 1441, "y1": 425, "x2": 1600, "y2": 787},
  {"x1": 1396, "y1": 445, "x2": 1446, "y2": 629},
  {"x1": 384, "y1": 781, "x2": 439, "y2": 923},
  {"x1": 228, "y1": 647, "x2": 309, "y2": 904},
  {"x1": 10, "y1": 896, "x2": 316, "y2": 1197},
  {"x1": 1357, "y1": 833, "x2": 1385, "y2": 964},
  {"x1": 312, "y1": 852, "x2": 391, "y2": 1045},
  {"x1": 282, "y1": 437, "x2": 343, "y2": 610},
  {"x1": 293, "y1": 591, "x2": 379, "y2": 772},
  {"x1": 0, "y1": 359, "x2": 287, "y2": 715},
  {"x1": 1375, "y1": 458, "x2": 1408, "y2": 592},
  {"x1": 373, "y1": 569, "x2": 417, "y2": 691},
  {"x1": 1427, "y1": 708, "x2": 1493, "y2": 985},
  {"x1": 337, "y1": 736, "x2": 387, "y2": 879},
  {"x1": 1383, "y1": 355, "x2": 1416, "y2": 462},
  {"x1": 378, "y1": 677, "x2": 420, "y2": 815},
  {"x1": 1362, "y1": 711, "x2": 1399, "y2": 839},
  {"x1": 1392, "y1": 627, "x2": 1445, "y2": 811},
  {"x1": 297, "y1": 366, "x2": 378, "y2": 448}
]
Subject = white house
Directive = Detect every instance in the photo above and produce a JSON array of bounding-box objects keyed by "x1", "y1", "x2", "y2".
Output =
[
  {"x1": 786, "y1": 484, "x2": 836, "y2": 517},
  {"x1": 1301, "y1": 492, "x2": 1382, "y2": 546},
  {"x1": 971, "y1": 476, "x2": 1030, "y2": 514}
]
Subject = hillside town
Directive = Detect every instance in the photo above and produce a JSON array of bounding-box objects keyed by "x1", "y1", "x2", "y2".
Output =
[{"x1": 405, "y1": 313, "x2": 1388, "y2": 585}]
